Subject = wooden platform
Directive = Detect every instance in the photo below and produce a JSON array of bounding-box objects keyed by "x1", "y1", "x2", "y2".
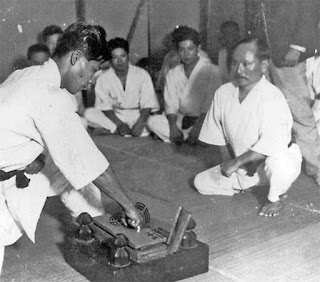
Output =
[{"x1": 3, "y1": 135, "x2": 320, "y2": 281}]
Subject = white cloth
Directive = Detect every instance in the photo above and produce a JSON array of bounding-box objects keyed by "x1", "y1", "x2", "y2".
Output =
[
  {"x1": 195, "y1": 76, "x2": 302, "y2": 201},
  {"x1": 0, "y1": 59, "x2": 109, "y2": 270},
  {"x1": 94, "y1": 64, "x2": 159, "y2": 112},
  {"x1": 148, "y1": 57, "x2": 222, "y2": 142},
  {"x1": 164, "y1": 57, "x2": 222, "y2": 116},
  {"x1": 306, "y1": 56, "x2": 320, "y2": 135},
  {"x1": 86, "y1": 64, "x2": 159, "y2": 135}
]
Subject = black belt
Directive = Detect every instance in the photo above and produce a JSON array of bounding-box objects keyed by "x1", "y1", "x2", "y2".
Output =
[{"x1": 0, "y1": 154, "x2": 45, "y2": 188}]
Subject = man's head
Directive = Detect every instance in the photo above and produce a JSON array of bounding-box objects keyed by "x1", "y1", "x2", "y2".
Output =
[
  {"x1": 230, "y1": 37, "x2": 270, "y2": 89},
  {"x1": 41, "y1": 25, "x2": 63, "y2": 55},
  {"x1": 219, "y1": 21, "x2": 240, "y2": 50},
  {"x1": 52, "y1": 22, "x2": 106, "y2": 94},
  {"x1": 172, "y1": 26, "x2": 200, "y2": 66},
  {"x1": 108, "y1": 37, "x2": 130, "y2": 73},
  {"x1": 27, "y1": 43, "x2": 50, "y2": 66}
]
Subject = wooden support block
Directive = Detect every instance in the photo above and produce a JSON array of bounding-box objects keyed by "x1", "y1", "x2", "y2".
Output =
[{"x1": 61, "y1": 238, "x2": 209, "y2": 282}]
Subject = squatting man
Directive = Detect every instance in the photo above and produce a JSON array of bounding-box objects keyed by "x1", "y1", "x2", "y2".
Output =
[{"x1": 194, "y1": 37, "x2": 302, "y2": 217}]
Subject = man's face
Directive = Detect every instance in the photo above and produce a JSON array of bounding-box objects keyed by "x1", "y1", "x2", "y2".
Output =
[
  {"x1": 29, "y1": 51, "x2": 50, "y2": 66},
  {"x1": 46, "y1": 33, "x2": 61, "y2": 55},
  {"x1": 111, "y1": 48, "x2": 129, "y2": 72},
  {"x1": 178, "y1": 39, "x2": 199, "y2": 66},
  {"x1": 63, "y1": 52, "x2": 100, "y2": 94},
  {"x1": 230, "y1": 42, "x2": 266, "y2": 88}
]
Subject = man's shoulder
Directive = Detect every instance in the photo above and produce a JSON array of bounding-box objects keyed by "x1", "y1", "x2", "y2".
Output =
[{"x1": 129, "y1": 64, "x2": 151, "y2": 78}]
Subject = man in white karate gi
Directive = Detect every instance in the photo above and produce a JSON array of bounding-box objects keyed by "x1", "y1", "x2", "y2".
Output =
[
  {"x1": 84, "y1": 37, "x2": 159, "y2": 137},
  {"x1": 194, "y1": 37, "x2": 302, "y2": 217},
  {"x1": 147, "y1": 26, "x2": 222, "y2": 144},
  {"x1": 0, "y1": 23, "x2": 142, "y2": 274}
]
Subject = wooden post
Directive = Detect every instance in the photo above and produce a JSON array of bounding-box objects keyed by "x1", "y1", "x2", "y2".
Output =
[{"x1": 75, "y1": 0, "x2": 86, "y2": 22}]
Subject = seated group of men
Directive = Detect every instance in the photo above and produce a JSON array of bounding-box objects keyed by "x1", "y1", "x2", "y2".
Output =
[{"x1": 0, "y1": 22, "x2": 305, "y2": 274}]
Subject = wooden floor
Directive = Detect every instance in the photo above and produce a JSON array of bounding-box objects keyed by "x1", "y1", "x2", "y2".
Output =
[{"x1": 3, "y1": 135, "x2": 320, "y2": 281}]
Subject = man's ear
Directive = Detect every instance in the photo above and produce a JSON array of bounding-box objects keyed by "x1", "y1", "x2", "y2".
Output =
[{"x1": 70, "y1": 50, "x2": 83, "y2": 66}]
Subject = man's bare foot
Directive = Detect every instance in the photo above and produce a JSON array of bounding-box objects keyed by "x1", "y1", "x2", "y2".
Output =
[{"x1": 258, "y1": 200, "x2": 283, "y2": 217}]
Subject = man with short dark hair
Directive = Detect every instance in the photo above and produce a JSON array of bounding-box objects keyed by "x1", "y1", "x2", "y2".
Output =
[
  {"x1": 148, "y1": 26, "x2": 222, "y2": 144},
  {"x1": 27, "y1": 43, "x2": 50, "y2": 66},
  {"x1": 0, "y1": 23, "x2": 142, "y2": 274},
  {"x1": 40, "y1": 24, "x2": 63, "y2": 55},
  {"x1": 194, "y1": 37, "x2": 302, "y2": 217},
  {"x1": 85, "y1": 37, "x2": 159, "y2": 137}
]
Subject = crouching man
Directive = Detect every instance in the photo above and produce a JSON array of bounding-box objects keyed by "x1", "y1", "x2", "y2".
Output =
[
  {"x1": 0, "y1": 23, "x2": 142, "y2": 274},
  {"x1": 194, "y1": 37, "x2": 302, "y2": 217}
]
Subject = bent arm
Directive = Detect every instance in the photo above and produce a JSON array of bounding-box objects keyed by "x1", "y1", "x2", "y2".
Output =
[
  {"x1": 103, "y1": 110, "x2": 123, "y2": 127},
  {"x1": 93, "y1": 166, "x2": 134, "y2": 213}
]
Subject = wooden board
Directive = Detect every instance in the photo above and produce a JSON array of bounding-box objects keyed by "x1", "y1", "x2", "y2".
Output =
[
  {"x1": 94, "y1": 214, "x2": 167, "y2": 249},
  {"x1": 128, "y1": 191, "x2": 183, "y2": 244}
]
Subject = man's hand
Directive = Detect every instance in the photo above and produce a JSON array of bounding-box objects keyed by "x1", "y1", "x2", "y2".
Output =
[
  {"x1": 169, "y1": 125, "x2": 184, "y2": 144},
  {"x1": 117, "y1": 122, "x2": 131, "y2": 136},
  {"x1": 283, "y1": 48, "x2": 301, "y2": 67},
  {"x1": 122, "y1": 206, "x2": 143, "y2": 228},
  {"x1": 25, "y1": 154, "x2": 45, "y2": 174},
  {"x1": 220, "y1": 158, "x2": 240, "y2": 178},
  {"x1": 131, "y1": 118, "x2": 145, "y2": 137}
]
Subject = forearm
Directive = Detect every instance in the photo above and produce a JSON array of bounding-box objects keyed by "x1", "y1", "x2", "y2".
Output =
[
  {"x1": 103, "y1": 110, "x2": 123, "y2": 127},
  {"x1": 138, "y1": 108, "x2": 152, "y2": 122},
  {"x1": 190, "y1": 113, "x2": 206, "y2": 135},
  {"x1": 167, "y1": 113, "x2": 178, "y2": 129},
  {"x1": 93, "y1": 167, "x2": 134, "y2": 212},
  {"x1": 234, "y1": 150, "x2": 266, "y2": 167},
  {"x1": 219, "y1": 145, "x2": 232, "y2": 162}
]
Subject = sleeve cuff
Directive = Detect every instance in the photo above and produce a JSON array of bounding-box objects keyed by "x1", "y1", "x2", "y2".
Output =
[{"x1": 290, "y1": 44, "x2": 306, "y2": 53}]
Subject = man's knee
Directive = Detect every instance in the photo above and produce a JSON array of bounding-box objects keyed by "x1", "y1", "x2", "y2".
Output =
[{"x1": 193, "y1": 172, "x2": 208, "y2": 195}]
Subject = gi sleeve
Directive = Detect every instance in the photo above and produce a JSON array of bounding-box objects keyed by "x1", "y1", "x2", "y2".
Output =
[
  {"x1": 94, "y1": 72, "x2": 113, "y2": 111},
  {"x1": 251, "y1": 91, "x2": 293, "y2": 156},
  {"x1": 33, "y1": 89, "x2": 109, "y2": 190},
  {"x1": 199, "y1": 87, "x2": 227, "y2": 146},
  {"x1": 164, "y1": 69, "x2": 180, "y2": 115},
  {"x1": 138, "y1": 69, "x2": 160, "y2": 112}
]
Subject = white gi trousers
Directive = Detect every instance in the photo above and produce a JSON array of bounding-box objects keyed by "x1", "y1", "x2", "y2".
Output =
[
  {"x1": 194, "y1": 144, "x2": 302, "y2": 202},
  {"x1": 147, "y1": 113, "x2": 193, "y2": 143},
  {"x1": 0, "y1": 154, "x2": 103, "y2": 275},
  {"x1": 84, "y1": 107, "x2": 150, "y2": 136}
]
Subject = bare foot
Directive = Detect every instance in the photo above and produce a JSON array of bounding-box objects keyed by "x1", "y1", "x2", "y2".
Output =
[{"x1": 258, "y1": 200, "x2": 283, "y2": 217}]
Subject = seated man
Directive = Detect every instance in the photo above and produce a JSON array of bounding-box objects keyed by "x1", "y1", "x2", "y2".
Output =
[
  {"x1": 155, "y1": 25, "x2": 211, "y2": 102},
  {"x1": 148, "y1": 26, "x2": 222, "y2": 144},
  {"x1": 0, "y1": 23, "x2": 142, "y2": 274},
  {"x1": 194, "y1": 37, "x2": 302, "y2": 217},
  {"x1": 27, "y1": 43, "x2": 50, "y2": 66},
  {"x1": 39, "y1": 24, "x2": 63, "y2": 55},
  {"x1": 84, "y1": 37, "x2": 159, "y2": 137}
]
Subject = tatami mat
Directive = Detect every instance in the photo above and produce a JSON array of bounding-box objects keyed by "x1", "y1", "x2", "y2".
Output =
[{"x1": 2, "y1": 135, "x2": 320, "y2": 281}]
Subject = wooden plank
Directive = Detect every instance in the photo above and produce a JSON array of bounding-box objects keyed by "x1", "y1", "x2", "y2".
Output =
[
  {"x1": 128, "y1": 191, "x2": 182, "y2": 244},
  {"x1": 167, "y1": 207, "x2": 192, "y2": 254},
  {"x1": 94, "y1": 214, "x2": 166, "y2": 249}
]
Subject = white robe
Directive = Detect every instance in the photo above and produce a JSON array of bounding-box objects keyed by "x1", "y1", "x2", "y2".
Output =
[
  {"x1": 195, "y1": 76, "x2": 302, "y2": 201},
  {"x1": 0, "y1": 59, "x2": 109, "y2": 273},
  {"x1": 148, "y1": 57, "x2": 222, "y2": 142},
  {"x1": 85, "y1": 64, "x2": 159, "y2": 135}
]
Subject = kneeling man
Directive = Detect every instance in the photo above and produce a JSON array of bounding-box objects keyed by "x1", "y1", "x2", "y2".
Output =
[{"x1": 194, "y1": 37, "x2": 302, "y2": 217}]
